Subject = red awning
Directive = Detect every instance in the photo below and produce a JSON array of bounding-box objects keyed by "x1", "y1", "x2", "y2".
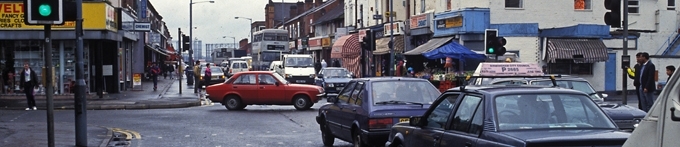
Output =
[{"x1": 167, "y1": 46, "x2": 178, "y2": 61}]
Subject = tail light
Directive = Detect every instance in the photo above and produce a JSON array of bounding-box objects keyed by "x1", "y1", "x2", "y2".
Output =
[
  {"x1": 229, "y1": 69, "x2": 232, "y2": 73},
  {"x1": 368, "y1": 118, "x2": 393, "y2": 129}
]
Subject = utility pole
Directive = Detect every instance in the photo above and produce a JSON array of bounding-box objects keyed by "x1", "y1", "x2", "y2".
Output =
[
  {"x1": 388, "y1": 0, "x2": 394, "y2": 76},
  {"x1": 75, "y1": 0, "x2": 88, "y2": 146},
  {"x1": 622, "y1": 0, "x2": 629, "y2": 105},
  {"x1": 178, "y1": 28, "x2": 182, "y2": 94},
  {"x1": 43, "y1": 24, "x2": 55, "y2": 147}
]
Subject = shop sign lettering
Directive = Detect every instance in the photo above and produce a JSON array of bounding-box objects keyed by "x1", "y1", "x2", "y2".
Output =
[
  {"x1": 478, "y1": 63, "x2": 544, "y2": 76},
  {"x1": 0, "y1": 3, "x2": 75, "y2": 29}
]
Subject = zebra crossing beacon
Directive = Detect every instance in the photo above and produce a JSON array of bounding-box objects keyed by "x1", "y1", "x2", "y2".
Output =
[{"x1": 462, "y1": 62, "x2": 561, "y2": 88}]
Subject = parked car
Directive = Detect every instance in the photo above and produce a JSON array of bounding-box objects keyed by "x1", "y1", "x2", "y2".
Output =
[
  {"x1": 489, "y1": 77, "x2": 647, "y2": 131},
  {"x1": 316, "y1": 77, "x2": 441, "y2": 147},
  {"x1": 205, "y1": 71, "x2": 323, "y2": 110},
  {"x1": 199, "y1": 66, "x2": 226, "y2": 86},
  {"x1": 385, "y1": 84, "x2": 631, "y2": 147},
  {"x1": 314, "y1": 67, "x2": 355, "y2": 94}
]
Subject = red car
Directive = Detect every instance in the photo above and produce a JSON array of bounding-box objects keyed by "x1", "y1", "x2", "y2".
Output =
[{"x1": 206, "y1": 71, "x2": 324, "y2": 110}]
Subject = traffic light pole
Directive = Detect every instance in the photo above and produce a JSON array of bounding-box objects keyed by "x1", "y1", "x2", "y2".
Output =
[
  {"x1": 74, "y1": 0, "x2": 88, "y2": 146},
  {"x1": 178, "y1": 28, "x2": 182, "y2": 94},
  {"x1": 43, "y1": 24, "x2": 55, "y2": 147},
  {"x1": 622, "y1": 0, "x2": 629, "y2": 105}
]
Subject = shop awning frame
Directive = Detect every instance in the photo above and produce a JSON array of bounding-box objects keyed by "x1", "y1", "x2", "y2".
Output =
[
  {"x1": 373, "y1": 35, "x2": 405, "y2": 55},
  {"x1": 546, "y1": 38, "x2": 609, "y2": 63},
  {"x1": 422, "y1": 41, "x2": 486, "y2": 63},
  {"x1": 403, "y1": 36, "x2": 454, "y2": 55},
  {"x1": 146, "y1": 45, "x2": 168, "y2": 56}
]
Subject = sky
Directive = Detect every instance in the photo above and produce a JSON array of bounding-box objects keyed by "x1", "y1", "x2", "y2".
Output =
[{"x1": 153, "y1": 0, "x2": 301, "y2": 44}]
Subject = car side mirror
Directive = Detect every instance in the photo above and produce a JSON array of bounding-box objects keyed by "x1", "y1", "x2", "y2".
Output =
[
  {"x1": 409, "y1": 116, "x2": 421, "y2": 126},
  {"x1": 275, "y1": 82, "x2": 280, "y2": 86},
  {"x1": 601, "y1": 93, "x2": 608, "y2": 98},
  {"x1": 327, "y1": 96, "x2": 338, "y2": 103},
  {"x1": 278, "y1": 65, "x2": 283, "y2": 69},
  {"x1": 317, "y1": 74, "x2": 324, "y2": 78}
]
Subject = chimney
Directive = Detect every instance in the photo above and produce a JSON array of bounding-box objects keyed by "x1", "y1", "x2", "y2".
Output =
[
  {"x1": 297, "y1": 2, "x2": 305, "y2": 13},
  {"x1": 305, "y1": 0, "x2": 313, "y2": 10},
  {"x1": 315, "y1": 0, "x2": 323, "y2": 7}
]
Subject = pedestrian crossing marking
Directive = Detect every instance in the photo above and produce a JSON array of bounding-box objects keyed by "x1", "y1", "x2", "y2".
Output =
[{"x1": 111, "y1": 128, "x2": 142, "y2": 140}]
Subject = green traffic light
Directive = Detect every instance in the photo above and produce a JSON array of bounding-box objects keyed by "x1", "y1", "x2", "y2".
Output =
[
  {"x1": 488, "y1": 48, "x2": 495, "y2": 53},
  {"x1": 38, "y1": 4, "x2": 52, "y2": 17}
]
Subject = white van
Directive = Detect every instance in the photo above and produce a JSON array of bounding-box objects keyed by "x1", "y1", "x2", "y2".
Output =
[
  {"x1": 623, "y1": 69, "x2": 680, "y2": 147},
  {"x1": 269, "y1": 61, "x2": 284, "y2": 76},
  {"x1": 280, "y1": 54, "x2": 316, "y2": 84},
  {"x1": 228, "y1": 61, "x2": 250, "y2": 77}
]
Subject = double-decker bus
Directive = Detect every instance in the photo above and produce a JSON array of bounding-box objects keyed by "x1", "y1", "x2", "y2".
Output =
[{"x1": 251, "y1": 29, "x2": 289, "y2": 71}]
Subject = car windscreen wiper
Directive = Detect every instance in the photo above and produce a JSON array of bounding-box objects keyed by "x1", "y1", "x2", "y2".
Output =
[{"x1": 375, "y1": 100, "x2": 425, "y2": 107}]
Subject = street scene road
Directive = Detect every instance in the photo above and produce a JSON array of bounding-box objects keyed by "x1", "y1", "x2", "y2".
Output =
[{"x1": 0, "y1": 102, "x2": 354, "y2": 147}]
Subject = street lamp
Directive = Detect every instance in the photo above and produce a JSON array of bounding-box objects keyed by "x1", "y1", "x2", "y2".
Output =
[
  {"x1": 223, "y1": 36, "x2": 237, "y2": 57},
  {"x1": 190, "y1": 0, "x2": 214, "y2": 93},
  {"x1": 234, "y1": 17, "x2": 253, "y2": 44}
]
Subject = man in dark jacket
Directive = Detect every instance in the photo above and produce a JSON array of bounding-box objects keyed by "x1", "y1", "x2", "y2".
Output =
[
  {"x1": 314, "y1": 59, "x2": 322, "y2": 74},
  {"x1": 628, "y1": 52, "x2": 656, "y2": 112},
  {"x1": 20, "y1": 63, "x2": 38, "y2": 110}
]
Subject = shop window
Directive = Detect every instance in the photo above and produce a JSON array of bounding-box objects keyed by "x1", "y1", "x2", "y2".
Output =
[
  {"x1": 669, "y1": 0, "x2": 675, "y2": 10},
  {"x1": 547, "y1": 59, "x2": 593, "y2": 75},
  {"x1": 629, "y1": 0, "x2": 639, "y2": 13},
  {"x1": 574, "y1": 0, "x2": 591, "y2": 10},
  {"x1": 505, "y1": 0, "x2": 522, "y2": 8}
]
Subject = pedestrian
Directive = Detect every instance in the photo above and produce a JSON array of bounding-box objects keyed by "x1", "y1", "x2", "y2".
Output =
[
  {"x1": 150, "y1": 63, "x2": 161, "y2": 91},
  {"x1": 193, "y1": 61, "x2": 201, "y2": 93},
  {"x1": 168, "y1": 64, "x2": 175, "y2": 79},
  {"x1": 163, "y1": 63, "x2": 169, "y2": 79},
  {"x1": 19, "y1": 63, "x2": 38, "y2": 110},
  {"x1": 314, "y1": 59, "x2": 322, "y2": 74},
  {"x1": 203, "y1": 64, "x2": 212, "y2": 88},
  {"x1": 321, "y1": 59, "x2": 327, "y2": 69},
  {"x1": 667, "y1": 65, "x2": 676, "y2": 82},
  {"x1": 626, "y1": 52, "x2": 656, "y2": 112},
  {"x1": 332, "y1": 59, "x2": 341, "y2": 67}
]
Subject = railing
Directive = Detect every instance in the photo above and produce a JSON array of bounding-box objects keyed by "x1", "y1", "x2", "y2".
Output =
[{"x1": 659, "y1": 32, "x2": 680, "y2": 55}]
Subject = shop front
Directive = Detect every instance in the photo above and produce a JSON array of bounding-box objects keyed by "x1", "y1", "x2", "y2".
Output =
[
  {"x1": 320, "y1": 37, "x2": 332, "y2": 62},
  {"x1": 407, "y1": 12, "x2": 434, "y2": 52},
  {"x1": 373, "y1": 22, "x2": 405, "y2": 76},
  {"x1": 331, "y1": 33, "x2": 361, "y2": 77},
  {"x1": 307, "y1": 37, "x2": 322, "y2": 60},
  {"x1": 0, "y1": 2, "x2": 121, "y2": 95}
]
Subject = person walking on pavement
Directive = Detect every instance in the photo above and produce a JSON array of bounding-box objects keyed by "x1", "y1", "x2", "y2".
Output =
[
  {"x1": 321, "y1": 59, "x2": 327, "y2": 69},
  {"x1": 626, "y1": 52, "x2": 656, "y2": 112},
  {"x1": 168, "y1": 64, "x2": 175, "y2": 79},
  {"x1": 314, "y1": 59, "x2": 322, "y2": 74},
  {"x1": 203, "y1": 64, "x2": 212, "y2": 88},
  {"x1": 332, "y1": 59, "x2": 341, "y2": 67},
  {"x1": 193, "y1": 61, "x2": 201, "y2": 93},
  {"x1": 20, "y1": 63, "x2": 38, "y2": 110},
  {"x1": 162, "y1": 63, "x2": 169, "y2": 79},
  {"x1": 150, "y1": 63, "x2": 161, "y2": 91}
]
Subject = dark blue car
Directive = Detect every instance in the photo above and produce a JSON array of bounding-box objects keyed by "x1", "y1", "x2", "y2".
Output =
[
  {"x1": 316, "y1": 77, "x2": 441, "y2": 147},
  {"x1": 490, "y1": 77, "x2": 647, "y2": 131},
  {"x1": 314, "y1": 67, "x2": 355, "y2": 94},
  {"x1": 385, "y1": 84, "x2": 631, "y2": 147}
]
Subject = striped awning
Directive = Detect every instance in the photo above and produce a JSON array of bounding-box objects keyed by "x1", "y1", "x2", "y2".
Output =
[
  {"x1": 546, "y1": 39, "x2": 609, "y2": 63},
  {"x1": 339, "y1": 34, "x2": 362, "y2": 77},
  {"x1": 331, "y1": 34, "x2": 359, "y2": 59},
  {"x1": 373, "y1": 35, "x2": 405, "y2": 55},
  {"x1": 404, "y1": 36, "x2": 453, "y2": 55}
]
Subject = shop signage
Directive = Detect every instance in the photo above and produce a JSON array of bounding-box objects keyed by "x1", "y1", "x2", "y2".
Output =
[
  {"x1": 289, "y1": 41, "x2": 296, "y2": 49},
  {"x1": 383, "y1": 22, "x2": 404, "y2": 36},
  {"x1": 140, "y1": 0, "x2": 148, "y2": 19},
  {"x1": 321, "y1": 38, "x2": 331, "y2": 47},
  {"x1": 122, "y1": 22, "x2": 151, "y2": 32},
  {"x1": 133, "y1": 73, "x2": 142, "y2": 86},
  {"x1": 358, "y1": 29, "x2": 367, "y2": 42},
  {"x1": 436, "y1": 16, "x2": 463, "y2": 29},
  {"x1": 0, "y1": 2, "x2": 117, "y2": 31},
  {"x1": 478, "y1": 63, "x2": 544, "y2": 76},
  {"x1": 410, "y1": 13, "x2": 430, "y2": 29},
  {"x1": 308, "y1": 38, "x2": 321, "y2": 47}
]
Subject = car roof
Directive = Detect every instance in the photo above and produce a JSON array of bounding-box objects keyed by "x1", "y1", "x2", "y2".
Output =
[
  {"x1": 491, "y1": 77, "x2": 588, "y2": 83},
  {"x1": 446, "y1": 84, "x2": 587, "y2": 96},
  {"x1": 234, "y1": 71, "x2": 274, "y2": 74},
  {"x1": 352, "y1": 76, "x2": 430, "y2": 82}
]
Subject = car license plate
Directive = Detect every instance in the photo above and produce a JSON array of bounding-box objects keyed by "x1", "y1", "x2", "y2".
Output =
[
  {"x1": 336, "y1": 87, "x2": 343, "y2": 91},
  {"x1": 399, "y1": 118, "x2": 409, "y2": 123},
  {"x1": 296, "y1": 80, "x2": 306, "y2": 83}
]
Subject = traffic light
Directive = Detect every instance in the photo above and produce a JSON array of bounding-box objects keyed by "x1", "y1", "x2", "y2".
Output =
[
  {"x1": 494, "y1": 37, "x2": 507, "y2": 56},
  {"x1": 23, "y1": 0, "x2": 64, "y2": 25},
  {"x1": 604, "y1": 0, "x2": 621, "y2": 28},
  {"x1": 361, "y1": 36, "x2": 370, "y2": 50},
  {"x1": 361, "y1": 30, "x2": 375, "y2": 51},
  {"x1": 182, "y1": 35, "x2": 191, "y2": 52},
  {"x1": 485, "y1": 29, "x2": 498, "y2": 54}
]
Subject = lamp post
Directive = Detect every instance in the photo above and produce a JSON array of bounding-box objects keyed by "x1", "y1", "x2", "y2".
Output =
[
  {"x1": 223, "y1": 36, "x2": 237, "y2": 57},
  {"x1": 190, "y1": 0, "x2": 214, "y2": 93},
  {"x1": 234, "y1": 17, "x2": 253, "y2": 45}
]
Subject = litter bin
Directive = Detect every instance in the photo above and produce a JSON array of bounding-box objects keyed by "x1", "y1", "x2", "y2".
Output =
[{"x1": 186, "y1": 69, "x2": 194, "y2": 85}]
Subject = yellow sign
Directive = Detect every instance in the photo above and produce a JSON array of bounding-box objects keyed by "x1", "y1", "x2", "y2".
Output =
[
  {"x1": 133, "y1": 73, "x2": 142, "y2": 86},
  {"x1": 0, "y1": 2, "x2": 117, "y2": 31},
  {"x1": 445, "y1": 16, "x2": 463, "y2": 28},
  {"x1": 321, "y1": 38, "x2": 331, "y2": 47}
]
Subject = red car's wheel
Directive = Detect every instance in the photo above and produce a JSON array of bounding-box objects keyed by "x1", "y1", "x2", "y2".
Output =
[
  {"x1": 293, "y1": 95, "x2": 312, "y2": 110},
  {"x1": 224, "y1": 95, "x2": 245, "y2": 110}
]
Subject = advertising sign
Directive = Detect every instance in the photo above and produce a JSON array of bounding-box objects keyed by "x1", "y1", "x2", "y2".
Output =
[
  {"x1": 436, "y1": 16, "x2": 463, "y2": 29},
  {"x1": 133, "y1": 73, "x2": 142, "y2": 86},
  {"x1": 321, "y1": 38, "x2": 331, "y2": 47},
  {"x1": 478, "y1": 63, "x2": 544, "y2": 76},
  {"x1": 410, "y1": 13, "x2": 430, "y2": 29},
  {"x1": 140, "y1": 0, "x2": 147, "y2": 19},
  {"x1": 0, "y1": 2, "x2": 114, "y2": 30},
  {"x1": 383, "y1": 22, "x2": 403, "y2": 36}
]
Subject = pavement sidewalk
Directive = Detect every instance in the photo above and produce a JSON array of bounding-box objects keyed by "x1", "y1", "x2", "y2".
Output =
[
  {"x1": 0, "y1": 122, "x2": 111, "y2": 147},
  {"x1": 0, "y1": 76, "x2": 203, "y2": 110}
]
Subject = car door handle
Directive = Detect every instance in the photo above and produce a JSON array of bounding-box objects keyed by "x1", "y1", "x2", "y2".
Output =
[
  {"x1": 465, "y1": 142, "x2": 472, "y2": 147},
  {"x1": 233, "y1": 86, "x2": 238, "y2": 89},
  {"x1": 259, "y1": 87, "x2": 264, "y2": 89},
  {"x1": 433, "y1": 136, "x2": 440, "y2": 140}
]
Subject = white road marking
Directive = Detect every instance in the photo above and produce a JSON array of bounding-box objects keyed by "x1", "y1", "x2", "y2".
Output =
[
  {"x1": 212, "y1": 134, "x2": 217, "y2": 136},
  {"x1": 239, "y1": 132, "x2": 244, "y2": 135},
  {"x1": 307, "y1": 141, "x2": 313, "y2": 144},
  {"x1": 185, "y1": 135, "x2": 190, "y2": 137},
  {"x1": 158, "y1": 137, "x2": 163, "y2": 139},
  {"x1": 292, "y1": 131, "x2": 297, "y2": 133},
  {"x1": 278, "y1": 142, "x2": 284, "y2": 144},
  {"x1": 266, "y1": 131, "x2": 270, "y2": 133}
]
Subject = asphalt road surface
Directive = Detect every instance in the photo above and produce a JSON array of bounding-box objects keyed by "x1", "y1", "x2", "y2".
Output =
[{"x1": 2, "y1": 101, "x2": 354, "y2": 147}]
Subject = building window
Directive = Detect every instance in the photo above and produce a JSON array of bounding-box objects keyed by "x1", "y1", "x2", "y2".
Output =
[
  {"x1": 505, "y1": 0, "x2": 522, "y2": 8},
  {"x1": 669, "y1": 0, "x2": 675, "y2": 10},
  {"x1": 629, "y1": 0, "x2": 639, "y2": 13},
  {"x1": 546, "y1": 59, "x2": 593, "y2": 75},
  {"x1": 420, "y1": 0, "x2": 425, "y2": 13},
  {"x1": 574, "y1": 0, "x2": 591, "y2": 10}
]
